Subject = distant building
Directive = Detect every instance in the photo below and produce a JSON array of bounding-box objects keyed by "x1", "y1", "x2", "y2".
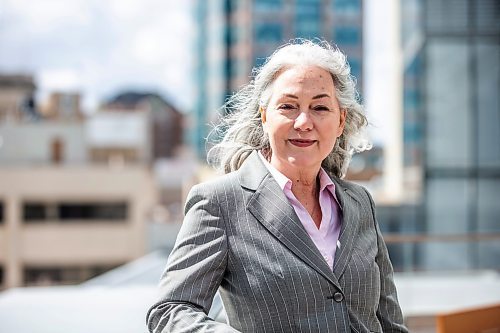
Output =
[
  {"x1": 0, "y1": 122, "x2": 86, "y2": 166},
  {"x1": 0, "y1": 166, "x2": 157, "y2": 289},
  {"x1": 86, "y1": 111, "x2": 150, "y2": 165},
  {"x1": 101, "y1": 92, "x2": 184, "y2": 161},
  {"x1": 380, "y1": 0, "x2": 500, "y2": 273},
  {"x1": 0, "y1": 88, "x2": 189, "y2": 289},
  {"x1": 419, "y1": 0, "x2": 500, "y2": 271},
  {"x1": 94, "y1": 92, "x2": 191, "y2": 217},
  {"x1": 41, "y1": 92, "x2": 83, "y2": 122},
  {"x1": 193, "y1": 0, "x2": 364, "y2": 158},
  {"x1": 0, "y1": 74, "x2": 38, "y2": 122}
]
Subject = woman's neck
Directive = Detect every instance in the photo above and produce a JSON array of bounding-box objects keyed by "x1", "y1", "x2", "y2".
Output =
[
  {"x1": 281, "y1": 163, "x2": 322, "y2": 228},
  {"x1": 268, "y1": 153, "x2": 323, "y2": 228},
  {"x1": 269, "y1": 156, "x2": 320, "y2": 195}
]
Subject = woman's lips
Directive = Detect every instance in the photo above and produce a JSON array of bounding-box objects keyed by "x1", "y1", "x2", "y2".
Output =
[{"x1": 288, "y1": 139, "x2": 317, "y2": 147}]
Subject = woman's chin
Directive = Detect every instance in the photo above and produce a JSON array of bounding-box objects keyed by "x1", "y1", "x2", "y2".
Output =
[{"x1": 285, "y1": 156, "x2": 321, "y2": 170}]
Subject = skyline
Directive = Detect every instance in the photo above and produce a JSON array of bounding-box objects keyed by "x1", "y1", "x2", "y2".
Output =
[
  {"x1": 0, "y1": 0, "x2": 195, "y2": 113},
  {"x1": 0, "y1": 0, "x2": 394, "y2": 145}
]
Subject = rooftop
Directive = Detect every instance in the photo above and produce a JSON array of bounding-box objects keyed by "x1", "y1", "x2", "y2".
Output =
[{"x1": 1, "y1": 250, "x2": 499, "y2": 333}]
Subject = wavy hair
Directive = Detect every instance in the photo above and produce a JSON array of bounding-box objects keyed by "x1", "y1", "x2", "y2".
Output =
[{"x1": 208, "y1": 39, "x2": 371, "y2": 178}]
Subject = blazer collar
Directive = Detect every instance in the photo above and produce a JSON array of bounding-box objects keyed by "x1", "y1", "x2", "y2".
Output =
[
  {"x1": 238, "y1": 150, "x2": 269, "y2": 191},
  {"x1": 330, "y1": 176, "x2": 363, "y2": 279},
  {"x1": 239, "y1": 151, "x2": 362, "y2": 288}
]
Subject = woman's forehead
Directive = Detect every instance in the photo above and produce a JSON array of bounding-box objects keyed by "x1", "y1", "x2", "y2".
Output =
[{"x1": 270, "y1": 66, "x2": 336, "y2": 94}]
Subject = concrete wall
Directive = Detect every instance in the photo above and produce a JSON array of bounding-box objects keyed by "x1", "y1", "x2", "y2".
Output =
[
  {"x1": 0, "y1": 122, "x2": 87, "y2": 165},
  {"x1": 0, "y1": 165, "x2": 157, "y2": 289}
]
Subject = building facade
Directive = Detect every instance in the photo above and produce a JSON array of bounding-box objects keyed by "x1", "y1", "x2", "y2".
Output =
[
  {"x1": 383, "y1": 0, "x2": 500, "y2": 272},
  {"x1": 0, "y1": 75, "x2": 37, "y2": 122},
  {"x1": 0, "y1": 166, "x2": 157, "y2": 289},
  {"x1": 0, "y1": 85, "x2": 185, "y2": 289},
  {"x1": 420, "y1": 0, "x2": 500, "y2": 270}
]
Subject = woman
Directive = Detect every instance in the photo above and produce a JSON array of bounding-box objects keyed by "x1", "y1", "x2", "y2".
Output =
[{"x1": 147, "y1": 40, "x2": 408, "y2": 333}]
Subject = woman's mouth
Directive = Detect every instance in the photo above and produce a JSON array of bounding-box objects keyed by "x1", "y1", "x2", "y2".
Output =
[{"x1": 288, "y1": 139, "x2": 317, "y2": 147}]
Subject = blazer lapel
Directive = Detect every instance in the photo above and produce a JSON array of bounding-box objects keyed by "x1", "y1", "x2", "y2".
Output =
[
  {"x1": 331, "y1": 178, "x2": 362, "y2": 279},
  {"x1": 239, "y1": 152, "x2": 341, "y2": 290}
]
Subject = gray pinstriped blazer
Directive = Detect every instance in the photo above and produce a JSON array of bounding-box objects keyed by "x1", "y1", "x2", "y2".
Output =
[{"x1": 147, "y1": 151, "x2": 408, "y2": 333}]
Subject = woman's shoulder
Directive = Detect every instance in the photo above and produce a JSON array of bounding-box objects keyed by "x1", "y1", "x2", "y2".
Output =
[
  {"x1": 189, "y1": 151, "x2": 264, "y2": 196},
  {"x1": 336, "y1": 177, "x2": 366, "y2": 192},
  {"x1": 188, "y1": 170, "x2": 241, "y2": 197},
  {"x1": 332, "y1": 176, "x2": 373, "y2": 204}
]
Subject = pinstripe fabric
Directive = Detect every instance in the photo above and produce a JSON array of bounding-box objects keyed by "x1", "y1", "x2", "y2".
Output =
[{"x1": 146, "y1": 151, "x2": 408, "y2": 333}]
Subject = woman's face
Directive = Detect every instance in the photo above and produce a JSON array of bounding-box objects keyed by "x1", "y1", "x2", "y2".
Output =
[{"x1": 262, "y1": 65, "x2": 346, "y2": 174}]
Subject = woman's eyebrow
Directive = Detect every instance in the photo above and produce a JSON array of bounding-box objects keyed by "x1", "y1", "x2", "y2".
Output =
[
  {"x1": 278, "y1": 93, "x2": 330, "y2": 100},
  {"x1": 279, "y1": 93, "x2": 298, "y2": 99},
  {"x1": 312, "y1": 93, "x2": 330, "y2": 100}
]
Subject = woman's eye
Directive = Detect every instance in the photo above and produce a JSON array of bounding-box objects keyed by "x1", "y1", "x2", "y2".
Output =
[
  {"x1": 278, "y1": 104, "x2": 296, "y2": 110},
  {"x1": 313, "y1": 105, "x2": 330, "y2": 111}
]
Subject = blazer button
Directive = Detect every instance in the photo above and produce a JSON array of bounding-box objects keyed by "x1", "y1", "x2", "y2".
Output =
[{"x1": 333, "y1": 292, "x2": 344, "y2": 302}]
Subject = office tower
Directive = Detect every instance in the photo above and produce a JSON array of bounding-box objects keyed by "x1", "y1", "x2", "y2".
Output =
[
  {"x1": 421, "y1": 0, "x2": 500, "y2": 270},
  {"x1": 380, "y1": 0, "x2": 499, "y2": 272}
]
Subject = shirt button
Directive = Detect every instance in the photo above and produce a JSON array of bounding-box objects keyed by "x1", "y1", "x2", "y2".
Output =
[{"x1": 333, "y1": 292, "x2": 344, "y2": 302}]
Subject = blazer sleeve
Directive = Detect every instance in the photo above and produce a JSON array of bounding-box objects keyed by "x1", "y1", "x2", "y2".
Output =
[
  {"x1": 364, "y1": 188, "x2": 409, "y2": 333},
  {"x1": 146, "y1": 184, "x2": 240, "y2": 333}
]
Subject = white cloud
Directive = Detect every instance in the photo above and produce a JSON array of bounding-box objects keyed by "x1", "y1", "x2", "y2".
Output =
[
  {"x1": 0, "y1": 0, "x2": 195, "y2": 113},
  {"x1": 3, "y1": 0, "x2": 93, "y2": 32},
  {"x1": 132, "y1": 27, "x2": 170, "y2": 65},
  {"x1": 38, "y1": 68, "x2": 82, "y2": 91}
]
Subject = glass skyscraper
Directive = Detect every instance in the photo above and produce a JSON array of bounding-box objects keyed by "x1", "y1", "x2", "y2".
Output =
[
  {"x1": 421, "y1": 0, "x2": 500, "y2": 270},
  {"x1": 384, "y1": 0, "x2": 500, "y2": 272}
]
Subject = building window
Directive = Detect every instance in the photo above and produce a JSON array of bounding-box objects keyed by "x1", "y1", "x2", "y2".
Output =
[
  {"x1": 23, "y1": 201, "x2": 128, "y2": 222},
  {"x1": 333, "y1": 0, "x2": 361, "y2": 15},
  {"x1": 426, "y1": 0, "x2": 468, "y2": 33},
  {"x1": 23, "y1": 203, "x2": 47, "y2": 221},
  {"x1": 476, "y1": 43, "x2": 500, "y2": 168},
  {"x1": 254, "y1": 22, "x2": 283, "y2": 43},
  {"x1": 295, "y1": 0, "x2": 321, "y2": 38},
  {"x1": 425, "y1": 40, "x2": 471, "y2": 169},
  {"x1": 348, "y1": 58, "x2": 361, "y2": 80},
  {"x1": 295, "y1": 20, "x2": 320, "y2": 39},
  {"x1": 58, "y1": 202, "x2": 127, "y2": 221},
  {"x1": 24, "y1": 265, "x2": 120, "y2": 286},
  {"x1": 335, "y1": 26, "x2": 360, "y2": 46},
  {"x1": 254, "y1": 0, "x2": 283, "y2": 11},
  {"x1": 475, "y1": 0, "x2": 500, "y2": 33},
  {"x1": 51, "y1": 137, "x2": 64, "y2": 164},
  {"x1": 296, "y1": 0, "x2": 321, "y2": 17}
]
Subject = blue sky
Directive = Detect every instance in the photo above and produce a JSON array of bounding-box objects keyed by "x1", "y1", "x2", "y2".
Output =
[{"x1": 0, "y1": 0, "x2": 401, "y2": 146}]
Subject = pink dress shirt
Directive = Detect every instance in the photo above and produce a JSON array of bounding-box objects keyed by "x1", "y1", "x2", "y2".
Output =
[{"x1": 258, "y1": 152, "x2": 342, "y2": 270}]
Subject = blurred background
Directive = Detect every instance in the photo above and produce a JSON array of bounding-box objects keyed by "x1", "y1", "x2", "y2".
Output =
[{"x1": 0, "y1": 0, "x2": 499, "y2": 332}]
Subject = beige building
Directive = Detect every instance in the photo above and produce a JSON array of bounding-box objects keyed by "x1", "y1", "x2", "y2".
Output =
[
  {"x1": 41, "y1": 92, "x2": 83, "y2": 121},
  {"x1": 0, "y1": 165, "x2": 157, "y2": 289},
  {"x1": 0, "y1": 80, "x2": 187, "y2": 290},
  {"x1": 0, "y1": 75, "x2": 36, "y2": 122}
]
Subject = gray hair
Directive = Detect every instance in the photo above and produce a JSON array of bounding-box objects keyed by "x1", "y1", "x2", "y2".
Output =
[{"x1": 208, "y1": 39, "x2": 371, "y2": 178}]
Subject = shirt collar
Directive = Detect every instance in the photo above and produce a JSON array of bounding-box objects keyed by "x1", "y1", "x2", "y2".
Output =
[
  {"x1": 258, "y1": 151, "x2": 291, "y2": 190},
  {"x1": 258, "y1": 151, "x2": 338, "y2": 200}
]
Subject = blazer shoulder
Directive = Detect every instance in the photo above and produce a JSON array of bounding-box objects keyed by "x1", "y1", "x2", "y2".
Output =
[
  {"x1": 188, "y1": 171, "x2": 241, "y2": 199},
  {"x1": 335, "y1": 177, "x2": 373, "y2": 204}
]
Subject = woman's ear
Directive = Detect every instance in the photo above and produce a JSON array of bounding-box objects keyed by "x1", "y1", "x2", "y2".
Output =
[
  {"x1": 337, "y1": 109, "x2": 347, "y2": 137},
  {"x1": 260, "y1": 106, "x2": 267, "y2": 124}
]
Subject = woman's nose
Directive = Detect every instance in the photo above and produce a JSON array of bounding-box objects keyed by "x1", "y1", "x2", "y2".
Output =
[{"x1": 293, "y1": 111, "x2": 313, "y2": 131}]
